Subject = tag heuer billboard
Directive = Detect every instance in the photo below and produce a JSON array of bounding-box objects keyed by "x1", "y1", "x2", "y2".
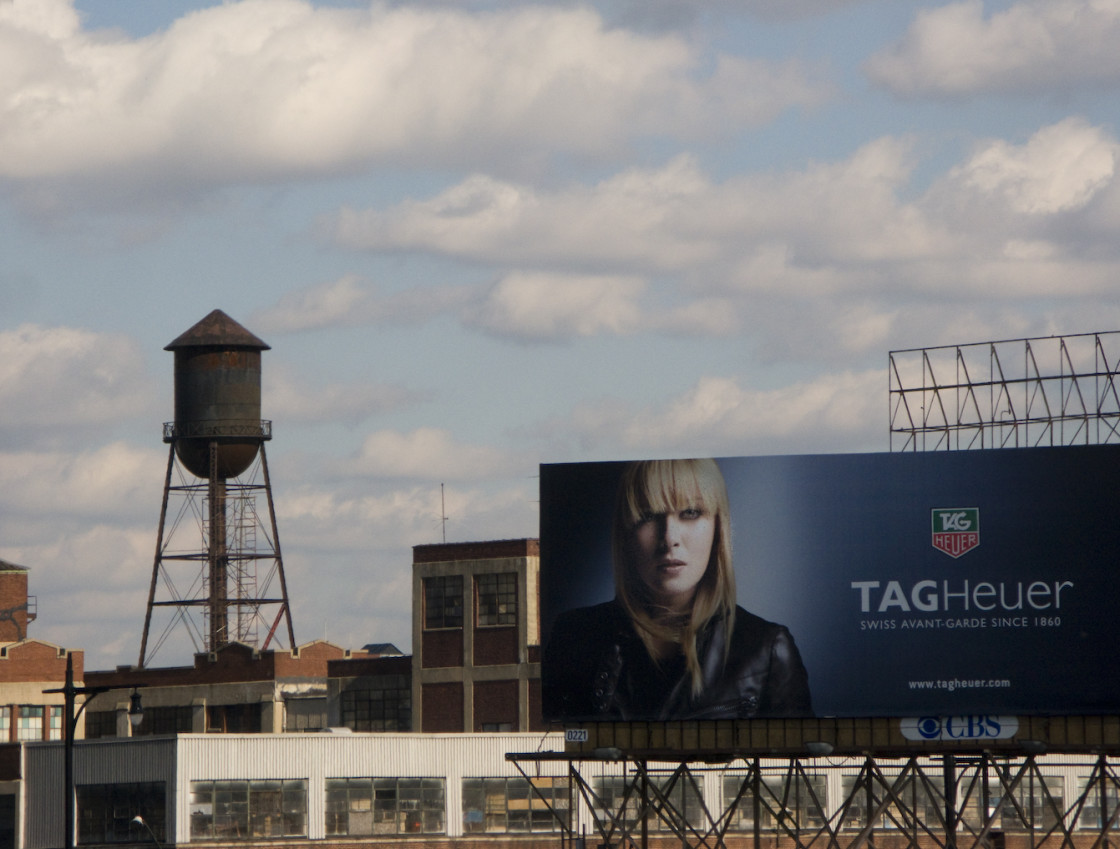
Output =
[{"x1": 539, "y1": 445, "x2": 1120, "y2": 722}]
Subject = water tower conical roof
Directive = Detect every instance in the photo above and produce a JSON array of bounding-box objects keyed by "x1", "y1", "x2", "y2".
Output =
[{"x1": 165, "y1": 309, "x2": 270, "y2": 351}]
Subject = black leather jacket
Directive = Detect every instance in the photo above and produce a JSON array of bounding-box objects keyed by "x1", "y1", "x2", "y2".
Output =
[{"x1": 543, "y1": 600, "x2": 812, "y2": 721}]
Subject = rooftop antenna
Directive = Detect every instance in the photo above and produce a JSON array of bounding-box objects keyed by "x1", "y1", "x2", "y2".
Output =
[{"x1": 440, "y1": 483, "x2": 447, "y2": 543}]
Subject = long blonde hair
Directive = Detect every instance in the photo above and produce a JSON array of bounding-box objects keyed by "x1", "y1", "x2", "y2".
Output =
[{"x1": 612, "y1": 458, "x2": 736, "y2": 696}]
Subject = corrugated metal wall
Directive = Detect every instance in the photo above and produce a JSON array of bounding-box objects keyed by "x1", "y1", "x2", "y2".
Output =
[
  {"x1": 172, "y1": 732, "x2": 569, "y2": 842},
  {"x1": 23, "y1": 737, "x2": 178, "y2": 848},
  {"x1": 21, "y1": 734, "x2": 1116, "y2": 847}
]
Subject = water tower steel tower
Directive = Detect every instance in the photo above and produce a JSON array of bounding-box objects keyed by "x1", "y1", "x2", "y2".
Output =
[{"x1": 138, "y1": 310, "x2": 296, "y2": 667}]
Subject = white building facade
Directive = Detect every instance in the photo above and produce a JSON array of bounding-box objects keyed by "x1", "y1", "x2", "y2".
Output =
[{"x1": 17, "y1": 733, "x2": 1120, "y2": 849}]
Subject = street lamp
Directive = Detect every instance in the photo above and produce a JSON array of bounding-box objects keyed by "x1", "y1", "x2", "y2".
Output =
[
  {"x1": 44, "y1": 653, "x2": 144, "y2": 849},
  {"x1": 131, "y1": 815, "x2": 163, "y2": 848}
]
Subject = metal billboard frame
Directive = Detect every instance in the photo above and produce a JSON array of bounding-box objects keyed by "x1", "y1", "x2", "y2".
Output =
[
  {"x1": 517, "y1": 329, "x2": 1120, "y2": 849},
  {"x1": 507, "y1": 749, "x2": 1120, "y2": 849},
  {"x1": 889, "y1": 331, "x2": 1120, "y2": 452}
]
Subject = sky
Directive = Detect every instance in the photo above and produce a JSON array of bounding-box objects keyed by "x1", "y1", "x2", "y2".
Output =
[{"x1": 2, "y1": 0, "x2": 1120, "y2": 671}]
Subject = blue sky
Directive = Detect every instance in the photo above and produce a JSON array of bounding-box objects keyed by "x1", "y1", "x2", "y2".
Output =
[{"x1": 3, "y1": 0, "x2": 1119, "y2": 670}]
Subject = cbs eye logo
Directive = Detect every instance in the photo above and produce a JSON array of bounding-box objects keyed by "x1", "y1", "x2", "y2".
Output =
[{"x1": 917, "y1": 717, "x2": 942, "y2": 739}]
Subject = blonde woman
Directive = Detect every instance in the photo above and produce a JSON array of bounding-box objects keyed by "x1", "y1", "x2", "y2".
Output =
[{"x1": 543, "y1": 458, "x2": 811, "y2": 720}]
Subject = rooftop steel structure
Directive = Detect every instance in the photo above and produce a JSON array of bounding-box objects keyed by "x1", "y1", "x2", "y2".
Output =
[{"x1": 889, "y1": 331, "x2": 1120, "y2": 452}]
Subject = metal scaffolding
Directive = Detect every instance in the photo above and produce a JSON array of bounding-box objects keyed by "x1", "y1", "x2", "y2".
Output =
[
  {"x1": 138, "y1": 436, "x2": 295, "y2": 667},
  {"x1": 509, "y1": 751, "x2": 1120, "y2": 849},
  {"x1": 889, "y1": 332, "x2": 1120, "y2": 452}
]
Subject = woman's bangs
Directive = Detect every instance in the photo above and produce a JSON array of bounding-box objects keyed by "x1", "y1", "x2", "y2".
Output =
[{"x1": 624, "y1": 461, "x2": 714, "y2": 522}]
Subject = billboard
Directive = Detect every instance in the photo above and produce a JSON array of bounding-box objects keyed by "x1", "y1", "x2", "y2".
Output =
[{"x1": 540, "y1": 445, "x2": 1120, "y2": 722}]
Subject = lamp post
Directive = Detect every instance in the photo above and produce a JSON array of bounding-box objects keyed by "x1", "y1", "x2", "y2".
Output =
[
  {"x1": 44, "y1": 653, "x2": 143, "y2": 849},
  {"x1": 131, "y1": 815, "x2": 163, "y2": 848}
]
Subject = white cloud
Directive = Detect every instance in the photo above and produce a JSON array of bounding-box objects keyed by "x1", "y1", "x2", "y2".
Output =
[
  {"x1": 545, "y1": 369, "x2": 886, "y2": 457},
  {"x1": 328, "y1": 119, "x2": 1120, "y2": 337},
  {"x1": 0, "y1": 442, "x2": 165, "y2": 522},
  {"x1": 253, "y1": 275, "x2": 372, "y2": 332},
  {"x1": 279, "y1": 478, "x2": 535, "y2": 550},
  {"x1": 332, "y1": 141, "x2": 949, "y2": 281},
  {"x1": 10, "y1": 522, "x2": 154, "y2": 592},
  {"x1": 0, "y1": 324, "x2": 157, "y2": 448},
  {"x1": 264, "y1": 364, "x2": 423, "y2": 426},
  {"x1": 0, "y1": 0, "x2": 827, "y2": 187},
  {"x1": 951, "y1": 117, "x2": 1117, "y2": 215},
  {"x1": 465, "y1": 272, "x2": 647, "y2": 341},
  {"x1": 252, "y1": 275, "x2": 480, "y2": 334},
  {"x1": 659, "y1": 298, "x2": 743, "y2": 335},
  {"x1": 348, "y1": 428, "x2": 520, "y2": 479},
  {"x1": 333, "y1": 146, "x2": 939, "y2": 273},
  {"x1": 866, "y1": 0, "x2": 1120, "y2": 97},
  {"x1": 6, "y1": 517, "x2": 156, "y2": 665}
]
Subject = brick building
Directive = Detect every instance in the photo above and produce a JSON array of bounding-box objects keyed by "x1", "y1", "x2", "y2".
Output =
[
  {"x1": 0, "y1": 559, "x2": 86, "y2": 848},
  {"x1": 0, "y1": 560, "x2": 82, "y2": 743},
  {"x1": 80, "y1": 539, "x2": 547, "y2": 738},
  {"x1": 84, "y1": 640, "x2": 349, "y2": 736},
  {"x1": 411, "y1": 539, "x2": 542, "y2": 733}
]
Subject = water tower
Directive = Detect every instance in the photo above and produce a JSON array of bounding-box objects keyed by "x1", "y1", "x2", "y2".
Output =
[{"x1": 138, "y1": 310, "x2": 296, "y2": 667}]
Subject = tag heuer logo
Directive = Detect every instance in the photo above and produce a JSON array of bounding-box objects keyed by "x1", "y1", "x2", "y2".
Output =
[{"x1": 932, "y1": 508, "x2": 979, "y2": 558}]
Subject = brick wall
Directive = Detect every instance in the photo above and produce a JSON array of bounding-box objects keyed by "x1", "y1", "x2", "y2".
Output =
[
  {"x1": 421, "y1": 682, "x2": 464, "y2": 732},
  {"x1": 473, "y1": 628, "x2": 517, "y2": 666},
  {"x1": 472, "y1": 680, "x2": 517, "y2": 732},
  {"x1": 0, "y1": 570, "x2": 30, "y2": 643},
  {"x1": 422, "y1": 630, "x2": 463, "y2": 669}
]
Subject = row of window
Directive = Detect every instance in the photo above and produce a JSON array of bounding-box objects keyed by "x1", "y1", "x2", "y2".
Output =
[
  {"x1": 340, "y1": 675, "x2": 411, "y2": 731},
  {"x1": 191, "y1": 780, "x2": 308, "y2": 839},
  {"x1": 86, "y1": 703, "x2": 264, "y2": 739},
  {"x1": 78, "y1": 774, "x2": 1119, "y2": 844},
  {"x1": 86, "y1": 687, "x2": 412, "y2": 738},
  {"x1": 0, "y1": 705, "x2": 62, "y2": 742},
  {"x1": 424, "y1": 572, "x2": 517, "y2": 630}
]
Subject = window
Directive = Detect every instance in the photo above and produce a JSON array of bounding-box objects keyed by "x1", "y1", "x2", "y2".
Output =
[
  {"x1": 340, "y1": 676, "x2": 411, "y2": 731},
  {"x1": 1077, "y1": 778, "x2": 1119, "y2": 830},
  {"x1": 0, "y1": 707, "x2": 9, "y2": 742},
  {"x1": 476, "y1": 573, "x2": 517, "y2": 626},
  {"x1": 47, "y1": 706, "x2": 63, "y2": 740},
  {"x1": 462, "y1": 776, "x2": 570, "y2": 834},
  {"x1": 190, "y1": 780, "x2": 307, "y2": 839},
  {"x1": 284, "y1": 698, "x2": 328, "y2": 732},
  {"x1": 16, "y1": 706, "x2": 43, "y2": 741},
  {"x1": 136, "y1": 705, "x2": 194, "y2": 736},
  {"x1": 723, "y1": 772, "x2": 827, "y2": 832},
  {"x1": 987, "y1": 774, "x2": 1064, "y2": 831},
  {"x1": 424, "y1": 576, "x2": 463, "y2": 629},
  {"x1": 326, "y1": 778, "x2": 445, "y2": 835},
  {"x1": 594, "y1": 774, "x2": 704, "y2": 834},
  {"x1": 206, "y1": 704, "x2": 261, "y2": 733},
  {"x1": 77, "y1": 782, "x2": 166, "y2": 845},
  {"x1": 839, "y1": 773, "x2": 939, "y2": 830},
  {"x1": 84, "y1": 711, "x2": 117, "y2": 739}
]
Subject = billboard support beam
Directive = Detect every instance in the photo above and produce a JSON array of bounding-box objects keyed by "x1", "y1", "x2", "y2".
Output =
[
  {"x1": 509, "y1": 750, "x2": 1119, "y2": 849},
  {"x1": 945, "y1": 754, "x2": 957, "y2": 849}
]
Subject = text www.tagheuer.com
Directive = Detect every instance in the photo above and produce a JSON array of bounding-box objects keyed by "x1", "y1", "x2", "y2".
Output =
[{"x1": 909, "y1": 678, "x2": 1011, "y2": 692}]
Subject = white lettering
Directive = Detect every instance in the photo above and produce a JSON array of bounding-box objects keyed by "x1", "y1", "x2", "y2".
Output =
[
  {"x1": 851, "y1": 581, "x2": 880, "y2": 613},
  {"x1": 940, "y1": 511, "x2": 973, "y2": 531},
  {"x1": 878, "y1": 581, "x2": 911, "y2": 612},
  {"x1": 852, "y1": 579, "x2": 1074, "y2": 613},
  {"x1": 911, "y1": 580, "x2": 938, "y2": 612}
]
